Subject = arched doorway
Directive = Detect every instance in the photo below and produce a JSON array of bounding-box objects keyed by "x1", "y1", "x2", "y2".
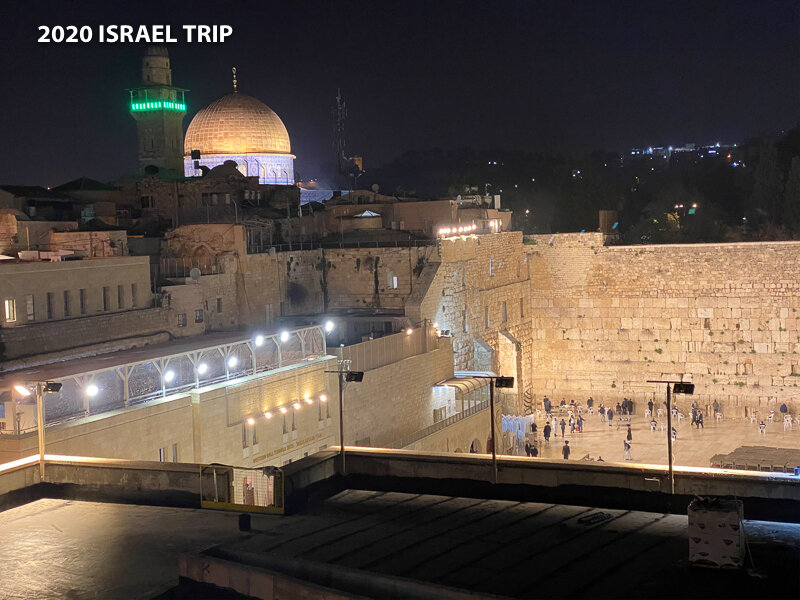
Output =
[{"x1": 469, "y1": 438, "x2": 482, "y2": 453}]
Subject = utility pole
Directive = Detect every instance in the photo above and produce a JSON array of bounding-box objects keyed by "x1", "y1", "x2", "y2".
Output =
[
  {"x1": 647, "y1": 380, "x2": 694, "y2": 496},
  {"x1": 325, "y1": 357, "x2": 363, "y2": 476}
]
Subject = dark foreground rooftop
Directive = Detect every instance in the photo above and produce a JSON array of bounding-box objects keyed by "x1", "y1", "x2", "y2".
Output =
[{"x1": 1, "y1": 493, "x2": 797, "y2": 599}]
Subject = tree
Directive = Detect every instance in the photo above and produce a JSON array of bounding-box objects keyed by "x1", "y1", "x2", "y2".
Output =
[
  {"x1": 783, "y1": 156, "x2": 800, "y2": 236},
  {"x1": 749, "y1": 142, "x2": 784, "y2": 224}
]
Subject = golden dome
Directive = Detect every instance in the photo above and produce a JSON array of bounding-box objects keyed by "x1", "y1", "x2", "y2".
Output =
[{"x1": 184, "y1": 93, "x2": 291, "y2": 156}]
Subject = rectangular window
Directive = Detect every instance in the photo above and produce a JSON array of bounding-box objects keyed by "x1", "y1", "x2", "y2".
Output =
[
  {"x1": 177, "y1": 313, "x2": 187, "y2": 327},
  {"x1": 520, "y1": 298, "x2": 525, "y2": 318},
  {"x1": 242, "y1": 422, "x2": 248, "y2": 448},
  {"x1": 392, "y1": 275, "x2": 398, "y2": 289},
  {"x1": 462, "y1": 309, "x2": 467, "y2": 333},
  {"x1": 158, "y1": 447, "x2": 166, "y2": 462},
  {"x1": 26, "y1": 295, "x2": 34, "y2": 321},
  {"x1": 485, "y1": 306, "x2": 490, "y2": 329},
  {"x1": 63, "y1": 290, "x2": 71, "y2": 317},
  {"x1": 433, "y1": 406, "x2": 446, "y2": 423},
  {"x1": 171, "y1": 443, "x2": 178, "y2": 462},
  {"x1": 140, "y1": 196, "x2": 155, "y2": 209},
  {"x1": 501, "y1": 300, "x2": 507, "y2": 323},
  {"x1": 489, "y1": 258, "x2": 494, "y2": 277},
  {"x1": 46, "y1": 292, "x2": 54, "y2": 319},
  {"x1": 4, "y1": 299, "x2": 16, "y2": 323},
  {"x1": 79, "y1": 289, "x2": 87, "y2": 314},
  {"x1": 252, "y1": 423, "x2": 258, "y2": 446},
  {"x1": 117, "y1": 285, "x2": 124, "y2": 309},
  {"x1": 195, "y1": 309, "x2": 204, "y2": 323},
  {"x1": 216, "y1": 297, "x2": 222, "y2": 313},
  {"x1": 131, "y1": 283, "x2": 137, "y2": 308},
  {"x1": 225, "y1": 193, "x2": 231, "y2": 205},
  {"x1": 102, "y1": 286, "x2": 110, "y2": 312},
  {"x1": 282, "y1": 414, "x2": 287, "y2": 435}
]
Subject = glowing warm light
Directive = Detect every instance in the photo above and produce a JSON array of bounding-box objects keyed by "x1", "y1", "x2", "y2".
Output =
[
  {"x1": 305, "y1": 397, "x2": 314, "y2": 405},
  {"x1": 254, "y1": 335, "x2": 265, "y2": 347},
  {"x1": 279, "y1": 406, "x2": 288, "y2": 414},
  {"x1": 320, "y1": 394, "x2": 327, "y2": 403},
  {"x1": 247, "y1": 417, "x2": 255, "y2": 425},
  {"x1": 280, "y1": 330, "x2": 290, "y2": 343},
  {"x1": 406, "y1": 328, "x2": 413, "y2": 335},
  {"x1": 163, "y1": 370, "x2": 175, "y2": 382},
  {"x1": 197, "y1": 363, "x2": 208, "y2": 375},
  {"x1": 293, "y1": 401, "x2": 301, "y2": 410},
  {"x1": 324, "y1": 320, "x2": 335, "y2": 333},
  {"x1": 433, "y1": 322, "x2": 439, "y2": 329},
  {"x1": 14, "y1": 385, "x2": 32, "y2": 397},
  {"x1": 86, "y1": 384, "x2": 99, "y2": 397},
  {"x1": 227, "y1": 356, "x2": 238, "y2": 368},
  {"x1": 264, "y1": 411, "x2": 273, "y2": 419}
]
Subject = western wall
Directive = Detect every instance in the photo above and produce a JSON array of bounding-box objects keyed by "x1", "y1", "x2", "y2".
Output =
[{"x1": 524, "y1": 233, "x2": 800, "y2": 417}]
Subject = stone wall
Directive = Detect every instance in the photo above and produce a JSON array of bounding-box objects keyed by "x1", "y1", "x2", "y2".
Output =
[{"x1": 526, "y1": 234, "x2": 800, "y2": 417}]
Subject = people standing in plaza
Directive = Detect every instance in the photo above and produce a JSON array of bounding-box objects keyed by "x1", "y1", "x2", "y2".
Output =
[
  {"x1": 671, "y1": 426, "x2": 677, "y2": 441},
  {"x1": 624, "y1": 440, "x2": 633, "y2": 461},
  {"x1": 543, "y1": 423, "x2": 552, "y2": 444},
  {"x1": 587, "y1": 397, "x2": 594, "y2": 410},
  {"x1": 560, "y1": 418, "x2": 567, "y2": 437},
  {"x1": 759, "y1": 420, "x2": 766, "y2": 435},
  {"x1": 525, "y1": 440, "x2": 532, "y2": 457},
  {"x1": 531, "y1": 442, "x2": 539, "y2": 457},
  {"x1": 650, "y1": 418, "x2": 657, "y2": 431},
  {"x1": 551, "y1": 416, "x2": 558, "y2": 437},
  {"x1": 569, "y1": 415, "x2": 576, "y2": 434},
  {"x1": 626, "y1": 424, "x2": 632, "y2": 441},
  {"x1": 543, "y1": 397, "x2": 551, "y2": 414},
  {"x1": 607, "y1": 408, "x2": 614, "y2": 427},
  {"x1": 599, "y1": 405, "x2": 606, "y2": 422},
  {"x1": 562, "y1": 440, "x2": 571, "y2": 459},
  {"x1": 691, "y1": 406, "x2": 697, "y2": 426},
  {"x1": 616, "y1": 402, "x2": 622, "y2": 416},
  {"x1": 713, "y1": 400, "x2": 719, "y2": 416},
  {"x1": 577, "y1": 415, "x2": 584, "y2": 433},
  {"x1": 696, "y1": 411, "x2": 704, "y2": 429},
  {"x1": 648, "y1": 399, "x2": 654, "y2": 415}
]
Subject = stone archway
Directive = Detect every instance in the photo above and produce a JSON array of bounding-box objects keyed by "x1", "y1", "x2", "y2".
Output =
[{"x1": 469, "y1": 438, "x2": 482, "y2": 453}]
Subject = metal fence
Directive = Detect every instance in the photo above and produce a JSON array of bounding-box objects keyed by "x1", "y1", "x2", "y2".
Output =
[
  {"x1": 160, "y1": 256, "x2": 223, "y2": 278},
  {"x1": 340, "y1": 325, "x2": 438, "y2": 372},
  {"x1": 200, "y1": 464, "x2": 284, "y2": 514},
  {"x1": 246, "y1": 238, "x2": 437, "y2": 254},
  {"x1": 392, "y1": 399, "x2": 490, "y2": 449}
]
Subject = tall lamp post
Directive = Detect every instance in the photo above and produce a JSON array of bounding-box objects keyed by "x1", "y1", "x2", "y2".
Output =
[
  {"x1": 647, "y1": 380, "x2": 694, "y2": 495},
  {"x1": 325, "y1": 361, "x2": 363, "y2": 476},
  {"x1": 13, "y1": 381, "x2": 63, "y2": 481},
  {"x1": 466, "y1": 375, "x2": 515, "y2": 483}
]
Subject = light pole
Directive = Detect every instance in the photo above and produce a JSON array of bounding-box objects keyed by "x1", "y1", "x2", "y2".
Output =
[
  {"x1": 325, "y1": 356, "x2": 363, "y2": 476},
  {"x1": 14, "y1": 381, "x2": 63, "y2": 481},
  {"x1": 647, "y1": 379, "x2": 694, "y2": 495},
  {"x1": 466, "y1": 375, "x2": 515, "y2": 483}
]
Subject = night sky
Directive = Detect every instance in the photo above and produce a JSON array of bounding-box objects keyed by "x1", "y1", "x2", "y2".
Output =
[{"x1": 0, "y1": 0, "x2": 796, "y2": 186}]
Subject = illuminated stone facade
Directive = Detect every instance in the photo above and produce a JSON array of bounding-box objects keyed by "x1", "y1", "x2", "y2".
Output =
[{"x1": 183, "y1": 93, "x2": 295, "y2": 185}]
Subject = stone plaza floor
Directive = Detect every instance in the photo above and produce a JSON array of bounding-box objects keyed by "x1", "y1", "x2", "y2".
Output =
[
  {"x1": 2, "y1": 495, "x2": 798, "y2": 599},
  {"x1": 520, "y1": 409, "x2": 800, "y2": 468}
]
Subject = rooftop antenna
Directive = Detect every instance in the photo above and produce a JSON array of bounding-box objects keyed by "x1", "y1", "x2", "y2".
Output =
[
  {"x1": 232, "y1": 67, "x2": 238, "y2": 93},
  {"x1": 332, "y1": 88, "x2": 347, "y2": 174}
]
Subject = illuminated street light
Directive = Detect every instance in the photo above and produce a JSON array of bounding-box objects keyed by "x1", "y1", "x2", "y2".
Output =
[
  {"x1": 14, "y1": 385, "x2": 32, "y2": 396},
  {"x1": 196, "y1": 363, "x2": 208, "y2": 375},
  {"x1": 293, "y1": 401, "x2": 302, "y2": 410},
  {"x1": 279, "y1": 406, "x2": 288, "y2": 414},
  {"x1": 86, "y1": 384, "x2": 99, "y2": 397},
  {"x1": 247, "y1": 417, "x2": 255, "y2": 425},
  {"x1": 324, "y1": 320, "x2": 335, "y2": 333},
  {"x1": 280, "y1": 330, "x2": 290, "y2": 343},
  {"x1": 406, "y1": 328, "x2": 413, "y2": 335},
  {"x1": 163, "y1": 370, "x2": 175, "y2": 383},
  {"x1": 227, "y1": 356, "x2": 238, "y2": 368},
  {"x1": 254, "y1": 334, "x2": 265, "y2": 347},
  {"x1": 319, "y1": 394, "x2": 327, "y2": 403},
  {"x1": 264, "y1": 411, "x2": 273, "y2": 419}
]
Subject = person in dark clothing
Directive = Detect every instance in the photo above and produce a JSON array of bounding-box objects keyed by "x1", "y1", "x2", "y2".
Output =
[
  {"x1": 616, "y1": 402, "x2": 622, "y2": 415},
  {"x1": 560, "y1": 418, "x2": 567, "y2": 437},
  {"x1": 696, "y1": 411, "x2": 704, "y2": 429},
  {"x1": 607, "y1": 408, "x2": 614, "y2": 426},
  {"x1": 599, "y1": 405, "x2": 606, "y2": 422},
  {"x1": 626, "y1": 424, "x2": 632, "y2": 441},
  {"x1": 671, "y1": 426, "x2": 677, "y2": 441},
  {"x1": 525, "y1": 441, "x2": 531, "y2": 456},
  {"x1": 562, "y1": 440, "x2": 571, "y2": 459},
  {"x1": 560, "y1": 399, "x2": 566, "y2": 407},
  {"x1": 543, "y1": 397, "x2": 551, "y2": 413},
  {"x1": 587, "y1": 397, "x2": 594, "y2": 409},
  {"x1": 577, "y1": 415, "x2": 584, "y2": 433},
  {"x1": 780, "y1": 403, "x2": 788, "y2": 414},
  {"x1": 531, "y1": 444, "x2": 539, "y2": 457},
  {"x1": 543, "y1": 423, "x2": 552, "y2": 444},
  {"x1": 691, "y1": 407, "x2": 697, "y2": 425},
  {"x1": 648, "y1": 400, "x2": 654, "y2": 414},
  {"x1": 532, "y1": 422, "x2": 538, "y2": 435},
  {"x1": 713, "y1": 400, "x2": 719, "y2": 415}
]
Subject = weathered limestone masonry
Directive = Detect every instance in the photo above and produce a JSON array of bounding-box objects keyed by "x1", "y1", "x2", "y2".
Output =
[
  {"x1": 526, "y1": 233, "x2": 800, "y2": 417},
  {"x1": 408, "y1": 231, "x2": 533, "y2": 413}
]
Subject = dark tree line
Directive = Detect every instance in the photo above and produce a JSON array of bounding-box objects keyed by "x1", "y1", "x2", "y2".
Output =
[{"x1": 359, "y1": 125, "x2": 800, "y2": 244}]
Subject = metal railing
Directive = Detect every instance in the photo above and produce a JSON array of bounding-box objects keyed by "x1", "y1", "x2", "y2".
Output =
[
  {"x1": 340, "y1": 326, "x2": 438, "y2": 372},
  {"x1": 246, "y1": 239, "x2": 437, "y2": 254},
  {"x1": 160, "y1": 256, "x2": 223, "y2": 278},
  {"x1": 200, "y1": 464, "x2": 284, "y2": 514},
  {"x1": 392, "y1": 399, "x2": 490, "y2": 449}
]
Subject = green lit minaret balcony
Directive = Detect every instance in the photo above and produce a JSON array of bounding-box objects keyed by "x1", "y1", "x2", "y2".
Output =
[{"x1": 130, "y1": 100, "x2": 186, "y2": 112}]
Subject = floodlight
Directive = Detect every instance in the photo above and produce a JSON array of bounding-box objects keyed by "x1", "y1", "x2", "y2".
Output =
[
  {"x1": 14, "y1": 385, "x2": 32, "y2": 397},
  {"x1": 163, "y1": 370, "x2": 175, "y2": 383},
  {"x1": 293, "y1": 402, "x2": 301, "y2": 410},
  {"x1": 43, "y1": 382, "x2": 62, "y2": 393},
  {"x1": 280, "y1": 330, "x2": 290, "y2": 343},
  {"x1": 227, "y1": 356, "x2": 238, "y2": 368},
  {"x1": 196, "y1": 363, "x2": 208, "y2": 375},
  {"x1": 319, "y1": 394, "x2": 327, "y2": 403},
  {"x1": 247, "y1": 417, "x2": 255, "y2": 425},
  {"x1": 264, "y1": 411, "x2": 273, "y2": 419},
  {"x1": 86, "y1": 384, "x2": 99, "y2": 397},
  {"x1": 324, "y1": 320, "x2": 335, "y2": 333},
  {"x1": 254, "y1": 335, "x2": 265, "y2": 347},
  {"x1": 279, "y1": 406, "x2": 288, "y2": 414}
]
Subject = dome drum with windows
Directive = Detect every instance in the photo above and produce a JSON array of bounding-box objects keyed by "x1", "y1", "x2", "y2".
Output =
[{"x1": 183, "y1": 71, "x2": 295, "y2": 185}]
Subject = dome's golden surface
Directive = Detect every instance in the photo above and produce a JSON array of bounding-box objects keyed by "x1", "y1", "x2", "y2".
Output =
[{"x1": 184, "y1": 93, "x2": 291, "y2": 156}]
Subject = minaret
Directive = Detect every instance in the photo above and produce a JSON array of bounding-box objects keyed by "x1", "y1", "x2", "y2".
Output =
[{"x1": 129, "y1": 45, "x2": 187, "y2": 173}]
